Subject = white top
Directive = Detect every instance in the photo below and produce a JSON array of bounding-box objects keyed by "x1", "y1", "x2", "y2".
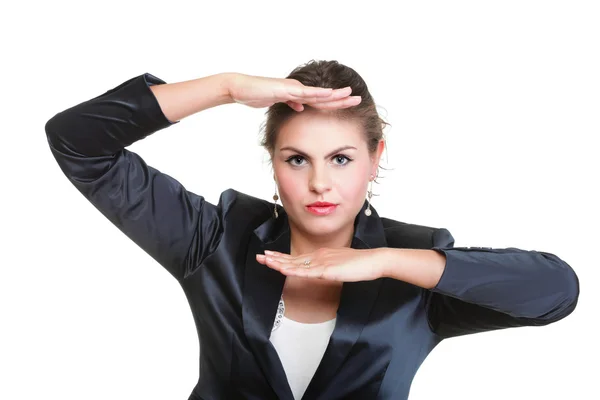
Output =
[{"x1": 269, "y1": 315, "x2": 337, "y2": 400}]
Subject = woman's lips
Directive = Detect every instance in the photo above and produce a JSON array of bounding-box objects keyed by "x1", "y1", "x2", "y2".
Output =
[{"x1": 306, "y1": 204, "x2": 338, "y2": 216}]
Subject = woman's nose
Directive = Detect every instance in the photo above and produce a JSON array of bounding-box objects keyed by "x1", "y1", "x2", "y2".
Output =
[{"x1": 309, "y1": 166, "x2": 332, "y2": 193}]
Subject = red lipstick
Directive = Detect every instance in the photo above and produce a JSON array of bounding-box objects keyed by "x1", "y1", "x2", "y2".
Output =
[{"x1": 306, "y1": 202, "x2": 337, "y2": 216}]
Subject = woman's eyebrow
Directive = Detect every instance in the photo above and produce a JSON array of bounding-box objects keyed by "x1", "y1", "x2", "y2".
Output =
[{"x1": 279, "y1": 145, "x2": 357, "y2": 159}]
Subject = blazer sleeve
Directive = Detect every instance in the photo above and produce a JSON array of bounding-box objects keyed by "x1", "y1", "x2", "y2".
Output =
[
  {"x1": 424, "y1": 228, "x2": 580, "y2": 339},
  {"x1": 45, "y1": 73, "x2": 225, "y2": 282}
]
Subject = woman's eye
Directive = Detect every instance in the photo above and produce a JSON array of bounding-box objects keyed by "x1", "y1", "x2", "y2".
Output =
[
  {"x1": 285, "y1": 154, "x2": 352, "y2": 167},
  {"x1": 286, "y1": 156, "x2": 306, "y2": 166},
  {"x1": 333, "y1": 155, "x2": 352, "y2": 165}
]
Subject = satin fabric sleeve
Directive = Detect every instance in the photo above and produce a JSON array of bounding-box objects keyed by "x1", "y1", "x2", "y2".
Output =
[
  {"x1": 45, "y1": 73, "x2": 224, "y2": 281},
  {"x1": 424, "y1": 228, "x2": 580, "y2": 338}
]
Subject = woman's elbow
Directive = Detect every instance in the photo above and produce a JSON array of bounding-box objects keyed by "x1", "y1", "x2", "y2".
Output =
[{"x1": 534, "y1": 254, "x2": 580, "y2": 325}]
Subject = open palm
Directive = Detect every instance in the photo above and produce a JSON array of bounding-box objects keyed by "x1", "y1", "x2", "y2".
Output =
[
  {"x1": 256, "y1": 247, "x2": 384, "y2": 282},
  {"x1": 228, "y1": 73, "x2": 361, "y2": 111}
]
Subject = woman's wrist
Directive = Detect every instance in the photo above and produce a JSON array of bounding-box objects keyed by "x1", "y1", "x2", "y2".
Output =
[
  {"x1": 378, "y1": 248, "x2": 446, "y2": 289},
  {"x1": 149, "y1": 73, "x2": 237, "y2": 122},
  {"x1": 218, "y1": 72, "x2": 239, "y2": 103}
]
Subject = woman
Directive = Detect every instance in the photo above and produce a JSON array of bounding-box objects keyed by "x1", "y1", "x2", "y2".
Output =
[{"x1": 45, "y1": 60, "x2": 579, "y2": 400}]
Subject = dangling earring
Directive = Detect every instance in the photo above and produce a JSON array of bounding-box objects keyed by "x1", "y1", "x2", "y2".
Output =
[
  {"x1": 273, "y1": 189, "x2": 279, "y2": 219},
  {"x1": 365, "y1": 174, "x2": 374, "y2": 216}
]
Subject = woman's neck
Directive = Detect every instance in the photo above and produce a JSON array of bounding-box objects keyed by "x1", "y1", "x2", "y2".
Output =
[{"x1": 289, "y1": 221, "x2": 354, "y2": 256}]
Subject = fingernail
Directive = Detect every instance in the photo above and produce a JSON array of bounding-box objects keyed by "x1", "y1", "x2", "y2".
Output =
[{"x1": 264, "y1": 250, "x2": 274, "y2": 254}]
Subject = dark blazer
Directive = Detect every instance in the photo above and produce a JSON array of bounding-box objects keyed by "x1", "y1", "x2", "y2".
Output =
[{"x1": 45, "y1": 73, "x2": 580, "y2": 400}]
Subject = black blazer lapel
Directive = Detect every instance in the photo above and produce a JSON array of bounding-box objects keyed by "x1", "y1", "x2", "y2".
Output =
[
  {"x1": 241, "y1": 201, "x2": 388, "y2": 399},
  {"x1": 242, "y1": 211, "x2": 294, "y2": 400},
  {"x1": 302, "y1": 201, "x2": 388, "y2": 398}
]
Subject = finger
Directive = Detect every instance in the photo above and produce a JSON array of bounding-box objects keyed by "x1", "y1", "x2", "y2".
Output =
[
  {"x1": 263, "y1": 256, "x2": 298, "y2": 271},
  {"x1": 286, "y1": 101, "x2": 304, "y2": 112},
  {"x1": 263, "y1": 250, "x2": 294, "y2": 258},
  {"x1": 309, "y1": 96, "x2": 362, "y2": 110},
  {"x1": 282, "y1": 266, "x2": 326, "y2": 279},
  {"x1": 288, "y1": 87, "x2": 352, "y2": 104},
  {"x1": 288, "y1": 85, "x2": 334, "y2": 98},
  {"x1": 291, "y1": 257, "x2": 316, "y2": 268},
  {"x1": 259, "y1": 255, "x2": 281, "y2": 270},
  {"x1": 263, "y1": 251, "x2": 320, "y2": 273},
  {"x1": 267, "y1": 255, "x2": 318, "y2": 272},
  {"x1": 256, "y1": 254, "x2": 268, "y2": 265},
  {"x1": 312, "y1": 86, "x2": 353, "y2": 102},
  {"x1": 256, "y1": 254, "x2": 291, "y2": 267},
  {"x1": 264, "y1": 250, "x2": 310, "y2": 265}
]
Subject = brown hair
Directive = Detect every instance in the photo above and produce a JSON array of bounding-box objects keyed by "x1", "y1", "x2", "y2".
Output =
[{"x1": 260, "y1": 60, "x2": 389, "y2": 180}]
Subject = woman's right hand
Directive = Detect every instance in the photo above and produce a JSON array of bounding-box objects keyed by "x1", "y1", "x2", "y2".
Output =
[{"x1": 226, "y1": 73, "x2": 361, "y2": 112}]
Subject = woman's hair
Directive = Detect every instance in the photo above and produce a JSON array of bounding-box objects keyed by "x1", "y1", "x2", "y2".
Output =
[{"x1": 260, "y1": 60, "x2": 389, "y2": 180}]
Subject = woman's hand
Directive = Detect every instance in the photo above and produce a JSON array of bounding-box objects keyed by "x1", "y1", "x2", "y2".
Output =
[
  {"x1": 227, "y1": 73, "x2": 361, "y2": 112},
  {"x1": 256, "y1": 247, "x2": 385, "y2": 282}
]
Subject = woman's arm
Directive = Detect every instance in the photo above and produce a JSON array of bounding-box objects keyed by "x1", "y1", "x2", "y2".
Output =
[
  {"x1": 45, "y1": 72, "x2": 236, "y2": 281},
  {"x1": 379, "y1": 248, "x2": 447, "y2": 289},
  {"x1": 148, "y1": 73, "x2": 235, "y2": 122},
  {"x1": 380, "y1": 229, "x2": 580, "y2": 338}
]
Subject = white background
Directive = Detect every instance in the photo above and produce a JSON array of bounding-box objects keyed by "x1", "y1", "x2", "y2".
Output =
[{"x1": 1, "y1": 1, "x2": 598, "y2": 399}]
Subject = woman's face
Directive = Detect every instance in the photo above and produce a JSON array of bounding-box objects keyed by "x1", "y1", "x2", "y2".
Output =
[{"x1": 272, "y1": 110, "x2": 383, "y2": 239}]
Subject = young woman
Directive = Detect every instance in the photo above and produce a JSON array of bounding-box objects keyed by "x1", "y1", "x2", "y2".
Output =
[{"x1": 45, "y1": 60, "x2": 579, "y2": 400}]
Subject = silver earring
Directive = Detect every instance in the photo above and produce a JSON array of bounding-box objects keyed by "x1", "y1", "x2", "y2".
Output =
[
  {"x1": 273, "y1": 190, "x2": 279, "y2": 219},
  {"x1": 365, "y1": 175, "x2": 374, "y2": 216}
]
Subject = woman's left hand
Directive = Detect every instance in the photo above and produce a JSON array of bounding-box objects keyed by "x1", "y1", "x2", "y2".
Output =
[{"x1": 256, "y1": 247, "x2": 385, "y2": 282}]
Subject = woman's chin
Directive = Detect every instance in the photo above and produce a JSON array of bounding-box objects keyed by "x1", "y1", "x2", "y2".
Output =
[
  {"x1": 305, "y1": 219, "x2": 347, "y2": 237},
  {"x1": 288, "y1": 207, "x2": 354, "y2": 237}
]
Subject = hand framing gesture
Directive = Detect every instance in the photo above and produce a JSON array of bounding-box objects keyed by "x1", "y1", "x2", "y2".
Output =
[
  {"x1": 256, "y1": 248, "x2": 384, "y2": 282},
  {"x1": 228, "y1": 73, "x2": 361, "y2": 111}
]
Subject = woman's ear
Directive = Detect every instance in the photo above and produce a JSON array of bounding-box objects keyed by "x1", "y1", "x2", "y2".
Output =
[
  {"x1": 376, "y1": 139, "x2": 385, "y2": 160},
  {"x1": 371, "y1": 139, "x2": 385, "y2": 174}
]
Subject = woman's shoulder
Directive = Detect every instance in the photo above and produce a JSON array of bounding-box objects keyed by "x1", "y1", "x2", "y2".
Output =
[
  {"x1": 216, "y1": 188, "x2": 274, "y2": 220},
  {"x1": 379, "y1": 216, "x2": 442, "y2": 250}
]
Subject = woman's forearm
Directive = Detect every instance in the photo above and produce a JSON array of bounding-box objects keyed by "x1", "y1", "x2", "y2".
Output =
[
  {"x1": 379, "y1": 244, "x2": 579, "y2": 324},
  {"x1": 149, "y1": 73, "x2": 236, "y2": 123},
  {"x1": 379, "y1": 248, "x2": 446, "y2": 289}
]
